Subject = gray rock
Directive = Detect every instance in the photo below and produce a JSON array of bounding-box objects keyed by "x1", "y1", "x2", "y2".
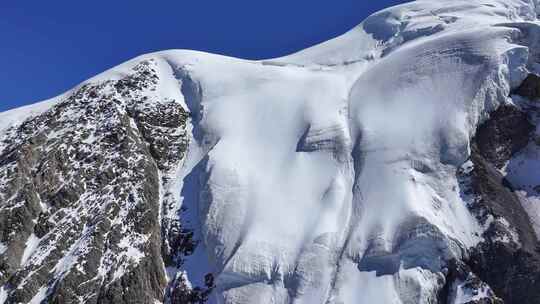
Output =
[
  {"x1": 0, "y1": 59, "x2": 194, "y2": 303},
  {"x1": 455, "y1": 102, "x2": 540, "y2": 304},
  {"x1": 513, "y1": 73, "x2": 540, "y2": 100}
]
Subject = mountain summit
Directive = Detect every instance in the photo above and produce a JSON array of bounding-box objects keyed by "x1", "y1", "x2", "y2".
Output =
[{"x1": 2, "y1": 0, "x2": 540, "y2": 303}]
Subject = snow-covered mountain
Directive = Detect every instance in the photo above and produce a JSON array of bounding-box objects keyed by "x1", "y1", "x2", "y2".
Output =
[{"x1": 2, "y1": 0, "x2": 540, "y2": 303}]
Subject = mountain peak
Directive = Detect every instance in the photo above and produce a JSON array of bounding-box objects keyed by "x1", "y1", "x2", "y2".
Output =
[{"x1": 2, "y1": 1, "x2": 540, "y2": 303}]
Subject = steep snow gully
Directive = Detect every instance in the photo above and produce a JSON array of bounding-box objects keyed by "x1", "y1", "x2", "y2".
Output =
[{"x1": 3, "y1": 0, "x2": 540, "y2": 303}]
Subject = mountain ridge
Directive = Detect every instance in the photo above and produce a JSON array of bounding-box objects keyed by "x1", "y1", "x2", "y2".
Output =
[{"x1": 2, "y1": 0, "x2": 540, "y2": 303}]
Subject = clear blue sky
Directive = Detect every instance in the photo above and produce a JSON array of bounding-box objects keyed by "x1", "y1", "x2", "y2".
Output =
[{"x1": 1, "y1": 1, "x2": 407, "y2": 112}]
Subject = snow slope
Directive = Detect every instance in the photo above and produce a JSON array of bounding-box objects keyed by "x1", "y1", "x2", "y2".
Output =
[{"x1": 2, "y1": 0, "x2": 540, "y2": 303}]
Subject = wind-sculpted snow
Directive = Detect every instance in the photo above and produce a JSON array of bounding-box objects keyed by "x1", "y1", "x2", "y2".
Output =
[{"x1": 2, "y1": 0, "x2": 540, "y2": 303}]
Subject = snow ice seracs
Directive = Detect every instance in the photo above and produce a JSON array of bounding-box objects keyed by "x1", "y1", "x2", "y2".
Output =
[
  {"x1": 2, "y1": 0, "x2": 540, "y2": 303},
  {"x1": 170, "y1": 1, "x2": 537, "y2": 303}
]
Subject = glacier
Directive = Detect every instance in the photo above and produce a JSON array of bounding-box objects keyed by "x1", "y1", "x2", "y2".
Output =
[{"x1": 1, "y1": 0, "x2": 540, "y2": 303}]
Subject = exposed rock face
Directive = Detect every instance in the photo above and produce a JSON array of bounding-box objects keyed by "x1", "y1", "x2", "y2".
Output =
[
  {"x1": 439, "y1": 259, "x2": 503, "y2": 304},
  {"x1": 474, "y1": 105, "x2": 534, "y2": 169},
  {"x1": 0, "y1": 60, "x2": 191, "y2": 303},
  {"x1": 463, "y1": 148, "x2": 540, "y2": 304},
  {"x1": 454, "y1": 101, "x2": 540, "y2": 304},
  {"x1": 513, "y1": 74, "x2": 540, "y2": 101}
]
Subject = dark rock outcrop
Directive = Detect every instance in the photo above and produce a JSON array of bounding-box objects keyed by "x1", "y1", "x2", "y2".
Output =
[
  {"x1": 0, "y1": 60, "x2": 192, "y2": 303},
  {"x1": 474, "y1": 105, "x2": 534, "y2": 169},
  {"x1": 513, "y1": 73, "x2": 540, "y2": 101},
  {"x1": 456, "y1": 102, "x2": 540, "y2": 304}
]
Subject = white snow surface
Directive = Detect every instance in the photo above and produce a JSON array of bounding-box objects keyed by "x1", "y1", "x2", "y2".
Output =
[
  {"x1": 0, "y1": 97, "x2": 59, "y2": 134},
  {"x1": 0, "y1": 287, "x2": 7, "y2": 304},
  {"x1": 3, "y1": 0, "x2": 540, "y2": 303},
  {"x1": 28, "y1": 286, "x2": 48, "y2": 304},
  {"x1": 20, "y1": 234, "x2": 40, "y2": 266},
  {"x1": 452, "y1": 280, "x2": 493, "y2": 304}
]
